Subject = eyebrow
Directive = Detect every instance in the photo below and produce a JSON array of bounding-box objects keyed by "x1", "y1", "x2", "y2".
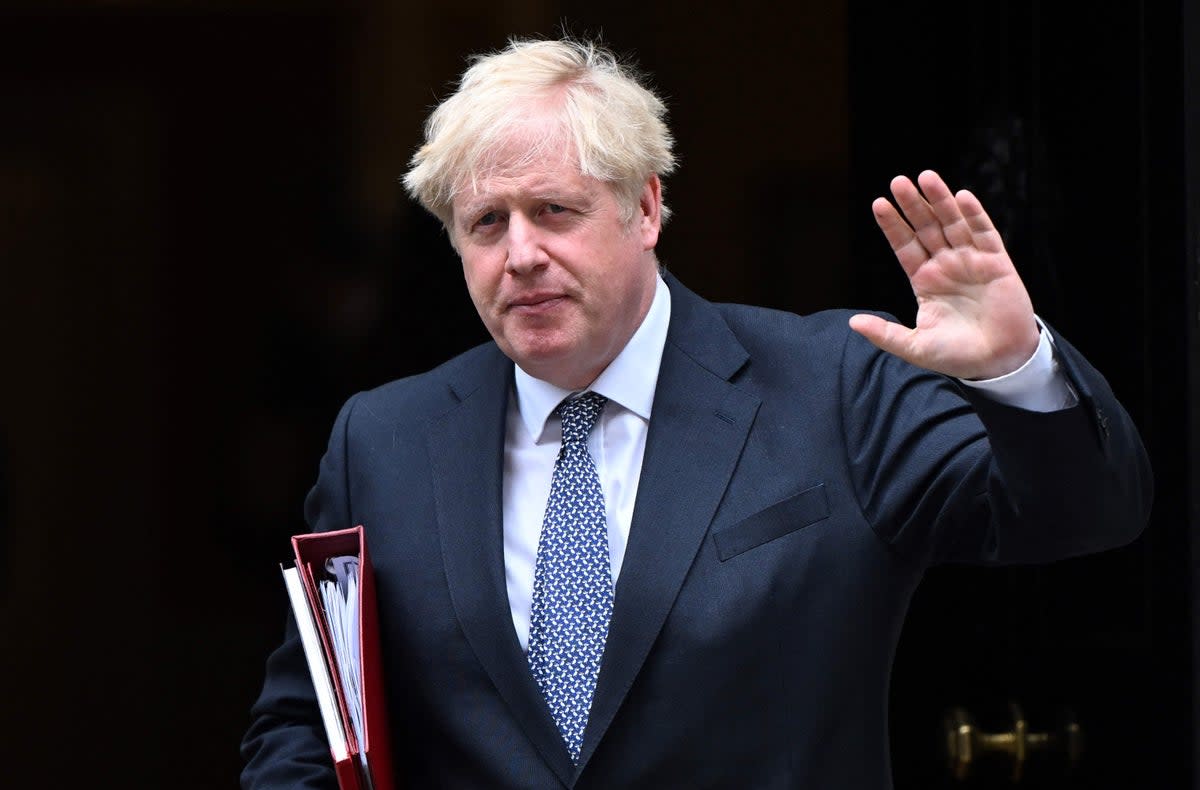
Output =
[
  {"x1": 457, "y1": 198, "x2": 491, "y2": 219},
  {"x1": 458, "y1": 189, "x2": 584, "y2": 220},
  {"x1": 462, "y1": 172, "x2": 605, "y2": 216}
]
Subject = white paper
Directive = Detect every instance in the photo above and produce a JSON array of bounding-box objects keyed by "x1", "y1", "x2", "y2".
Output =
[
  {"x1": 319, "y1": 555, "x2": 370, "y2": 785},
  {"x1": 280, "y1": 564, "x2": 349, "y2": 762}
]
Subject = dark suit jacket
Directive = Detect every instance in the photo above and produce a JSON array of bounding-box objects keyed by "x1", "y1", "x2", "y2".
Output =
[{"x1": 241, "y1": 273, "x2": 1152, "y2": 788}]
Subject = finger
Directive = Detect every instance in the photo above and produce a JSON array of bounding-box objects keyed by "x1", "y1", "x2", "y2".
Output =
[
  {"x1": 916, "y1": 170, "x2": 973, "y2": 248},
  {"x1": 891, "y1": 174, "x2": 949, "y2": 254},
  {"x1": 872, "y1": 196, "x2": 928, "y2": 277},
  {"x1": 955, "y1": 189, "x2": 1006, "y2": 253},
  {"x1": 848, "y1": 313, "x2": 918, "y2": 363}
]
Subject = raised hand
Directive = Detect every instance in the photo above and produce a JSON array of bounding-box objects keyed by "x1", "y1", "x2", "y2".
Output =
[{"x1": 849, "y1": 170, "x2": 1040, "y2": 380}]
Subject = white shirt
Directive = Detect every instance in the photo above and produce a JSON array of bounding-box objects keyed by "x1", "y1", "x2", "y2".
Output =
[{"x1": 502, "y1": 273, "x2": 1074, "y2": 649}]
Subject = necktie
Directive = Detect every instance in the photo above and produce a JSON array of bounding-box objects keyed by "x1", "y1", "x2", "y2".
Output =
[{"x1": 527, "y1": 391, "x2": 613, "y2": 764}]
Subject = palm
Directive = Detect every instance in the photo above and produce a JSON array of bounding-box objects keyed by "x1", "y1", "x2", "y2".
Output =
[{"x1": 849, "y1": 170, "x2": 1039, "y2": 380}]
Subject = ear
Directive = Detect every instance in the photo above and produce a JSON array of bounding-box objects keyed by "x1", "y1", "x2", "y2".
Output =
[{"x1": 637, "y1": 174, "x2": 663, "y2": 251}]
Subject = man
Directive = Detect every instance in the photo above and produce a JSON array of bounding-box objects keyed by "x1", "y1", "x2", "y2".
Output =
[{"x1": 242, "y1": 38, "x2": 1152, "y2": 788}]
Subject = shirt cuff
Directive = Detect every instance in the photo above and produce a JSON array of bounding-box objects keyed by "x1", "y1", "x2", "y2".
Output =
[{"x1": 956, "y1": 318, "x2": 1079, "y2": 412}]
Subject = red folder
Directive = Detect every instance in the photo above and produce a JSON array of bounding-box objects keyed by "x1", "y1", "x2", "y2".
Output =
[{"x1": 283, "y1": 526, "x2": 395, "y2": 790}]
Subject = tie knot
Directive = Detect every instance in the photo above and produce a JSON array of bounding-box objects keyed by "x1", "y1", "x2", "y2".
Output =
[{"x1": 557, "y1": 392, "x2": 607, "y2": 447}]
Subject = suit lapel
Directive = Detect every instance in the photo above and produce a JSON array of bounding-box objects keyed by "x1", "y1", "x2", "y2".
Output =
[
  {"x1": 426, "y1": 347, "x2": 575, "y2": 787},
  {"x1": 576, "y1": 275, "x2": 761, "y2": 775}
]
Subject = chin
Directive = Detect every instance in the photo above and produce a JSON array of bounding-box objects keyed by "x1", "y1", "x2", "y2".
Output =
[
  {"x1": 507, "y1": 330, "x2": 571, "y2": 361},
  {"x1": 513, "y1": 348, "x2": 592, "y2": 387},
  {"x1": 514, "y1": 349, "x2": 575, "y2": 377}
]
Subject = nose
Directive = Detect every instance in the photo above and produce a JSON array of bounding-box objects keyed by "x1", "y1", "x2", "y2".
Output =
[{"x1": 505, "y1": 212, "x2": 549, "y2": 275}]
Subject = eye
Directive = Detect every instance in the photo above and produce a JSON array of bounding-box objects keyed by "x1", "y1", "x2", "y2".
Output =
[
  {"x1": 544, "y1": 203, "x2": 567, "y2": 215},
  {"x1": 476, "y1": 211, "x2": 499, "y2": 227}
]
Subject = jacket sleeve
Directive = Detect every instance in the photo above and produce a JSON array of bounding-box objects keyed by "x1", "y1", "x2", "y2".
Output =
[
  {"x1": 839, "y1": 321, "x2": 1153, "y2": 567},
  {"x1": 240, "y1": 394, "x2": 360, "y2": 789}
]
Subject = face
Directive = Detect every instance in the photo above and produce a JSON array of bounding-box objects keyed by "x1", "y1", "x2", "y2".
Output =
[{"x1": 451, "y1": 141, "x2": 662, "y2": 390}]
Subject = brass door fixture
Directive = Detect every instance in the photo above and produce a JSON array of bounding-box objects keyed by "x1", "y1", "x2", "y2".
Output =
[{"x1": 944, "y1": 702, "x2": 1083, "y2": 782}]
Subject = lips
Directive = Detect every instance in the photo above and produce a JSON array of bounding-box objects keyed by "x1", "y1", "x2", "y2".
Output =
[{"x1": 506, "y1": 292, "x2": 567, "y2": 313}]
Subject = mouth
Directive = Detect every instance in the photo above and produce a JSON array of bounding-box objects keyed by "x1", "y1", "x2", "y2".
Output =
[{"x1": 507, "y1": 293, "x2": 567, "y2": 314}]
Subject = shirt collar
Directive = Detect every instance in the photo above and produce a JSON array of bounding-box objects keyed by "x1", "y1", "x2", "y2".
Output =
[{"x1": 513, "y1": 273, "x2": 671, "y2": 443}]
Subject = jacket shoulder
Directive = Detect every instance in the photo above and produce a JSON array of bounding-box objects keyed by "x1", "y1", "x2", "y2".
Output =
[
  {"x1": 713, "y1": 302, "x2": 891, "y2": 363},
  {"x1": 341, "y1": 340, "x2": 506, "y2": 428}
]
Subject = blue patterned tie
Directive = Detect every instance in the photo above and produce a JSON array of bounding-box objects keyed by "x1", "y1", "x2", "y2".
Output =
[{"x1": 527, "y1": 391, "x2": 613, "y2": 764}]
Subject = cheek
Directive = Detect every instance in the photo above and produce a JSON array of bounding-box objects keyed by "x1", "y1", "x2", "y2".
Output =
[
  {"x1": 461, "y1": 255, "x2": 499, "y2": 306},
  {"x1": 599, "y1": 245, "x2": 649, "y2": 301}
]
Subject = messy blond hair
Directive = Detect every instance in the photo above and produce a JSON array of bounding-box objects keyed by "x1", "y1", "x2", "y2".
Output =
[{"x1": 403, "y1": 38, "x2": 677, "y2": 228}]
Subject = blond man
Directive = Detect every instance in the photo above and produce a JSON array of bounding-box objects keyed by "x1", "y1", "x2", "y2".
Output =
[{"x1": 243, "y1": 39, "x2": 1151, "y2": 789}]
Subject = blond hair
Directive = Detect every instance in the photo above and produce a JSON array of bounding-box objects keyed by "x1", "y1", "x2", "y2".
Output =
[{"x1": 403, "y1": 38, "x2": 677, "y2": 228}]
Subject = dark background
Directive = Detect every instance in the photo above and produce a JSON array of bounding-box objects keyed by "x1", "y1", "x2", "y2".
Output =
[{"x1": 0, "y1": 1, "x2": 1194, "y2": 787}]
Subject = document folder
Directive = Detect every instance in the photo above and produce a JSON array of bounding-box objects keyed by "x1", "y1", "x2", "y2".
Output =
[{"x1": 282, "y1": 525, "x2": 395, "y2": 790}]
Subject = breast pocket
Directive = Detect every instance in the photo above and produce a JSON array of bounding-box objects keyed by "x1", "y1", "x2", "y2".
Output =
[{"x1": 712, "y1": 483, "x2": 831, "y2": 562}]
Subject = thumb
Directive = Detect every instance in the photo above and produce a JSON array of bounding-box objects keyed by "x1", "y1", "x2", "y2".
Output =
[{"x1": 848, "y1": 313, "x2": 916, "y2": 362}]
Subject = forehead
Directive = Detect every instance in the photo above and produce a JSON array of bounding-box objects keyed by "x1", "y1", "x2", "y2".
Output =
[{"x1": 454, "y1": 134, "x2": 604, "y2": 214}]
